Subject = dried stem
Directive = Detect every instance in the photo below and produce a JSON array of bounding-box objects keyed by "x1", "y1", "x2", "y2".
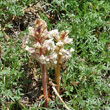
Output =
[
  {"x1": 51, "y1": 82, "x2": 71, "y2": 110},
  {"x1": 41, "y1": 64, "x2": 48, "y2": 108}
]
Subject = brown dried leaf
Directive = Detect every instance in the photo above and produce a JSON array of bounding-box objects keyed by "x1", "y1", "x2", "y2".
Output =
[{"x1": 4, "y1": 35, "x2": 10, "y2": 42}]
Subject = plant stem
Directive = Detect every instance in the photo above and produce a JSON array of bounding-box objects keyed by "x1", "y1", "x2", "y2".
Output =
[
  {"x1": 55, "y1": 54, "x2": 61, "y2": 93},
  {"x1": 41, "y1": 64, "x2": 48, "y2": 108}
]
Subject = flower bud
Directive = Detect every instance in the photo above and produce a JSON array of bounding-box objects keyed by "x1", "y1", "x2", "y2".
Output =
[
  {"x1": 56, "y1": 40, "x2": 64, "y2": 47},
  {"x1": 60, "y1": 30, "x2": 69, "y2": 40}
]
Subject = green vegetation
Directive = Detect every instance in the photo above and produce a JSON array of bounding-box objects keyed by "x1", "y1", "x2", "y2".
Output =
[{"x1": 0, "y1": 0, "x2": 110, "y2": 109}]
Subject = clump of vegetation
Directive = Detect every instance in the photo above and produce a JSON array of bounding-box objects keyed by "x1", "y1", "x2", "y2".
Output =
[{"x1": 0, "y1": 0, "x2": 110, "y2": 109}]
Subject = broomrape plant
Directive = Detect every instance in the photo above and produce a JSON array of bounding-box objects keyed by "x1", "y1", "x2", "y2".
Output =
[{"x1": 25, "y1": 18, "x2": 74, "y2": 108}]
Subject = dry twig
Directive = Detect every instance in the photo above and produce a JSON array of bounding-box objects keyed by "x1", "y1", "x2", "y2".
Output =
[{"x1": 51, "y1": 82, "x2": 72, "y2": 110}]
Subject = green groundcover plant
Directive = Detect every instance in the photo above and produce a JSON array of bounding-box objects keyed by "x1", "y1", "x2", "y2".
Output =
[{"x1": 0, "y1": 0, "x2": 110, "y2": 109}]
